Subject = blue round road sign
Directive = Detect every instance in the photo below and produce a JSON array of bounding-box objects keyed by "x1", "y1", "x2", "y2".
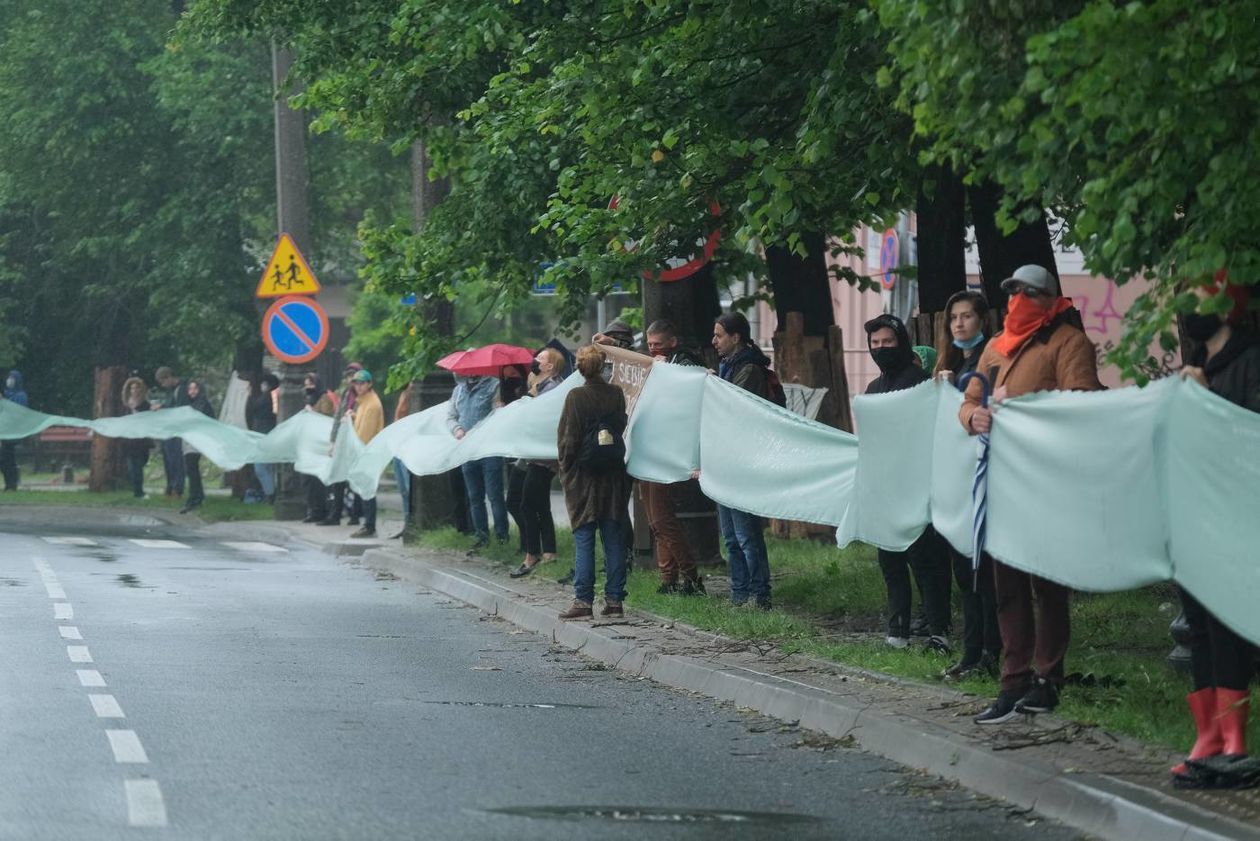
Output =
[
  {"x1": 879, "y1": 228, "x2": 899, "y2": 290},
  {"x1": 261, "y1": 295, "x2": 329, "y2": 364}
]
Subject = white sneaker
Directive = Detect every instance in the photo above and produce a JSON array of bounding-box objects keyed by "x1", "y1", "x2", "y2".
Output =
[{"x1": 885, "y1": 635, "x2": 910, "y2": 649}]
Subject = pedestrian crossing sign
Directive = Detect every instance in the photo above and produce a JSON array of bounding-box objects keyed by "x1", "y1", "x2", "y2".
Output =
[{"x1": 255, "y1": 233, "x2": 321, "y2": 298}]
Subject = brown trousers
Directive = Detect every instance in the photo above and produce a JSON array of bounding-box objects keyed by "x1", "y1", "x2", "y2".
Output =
[
  {"x1": 642, "y1": 481, "x2": 697, "y2": 583},
  {"x1": 993, "y1": 558, "x2": 1071, "y2": 694}
]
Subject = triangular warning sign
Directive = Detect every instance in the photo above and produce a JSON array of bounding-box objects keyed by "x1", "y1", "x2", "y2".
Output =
[{"x1": 255, "y1": 233, "x2": 321, "y2": 298}]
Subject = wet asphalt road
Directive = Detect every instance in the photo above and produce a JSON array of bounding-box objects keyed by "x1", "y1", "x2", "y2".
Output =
[{"x1": 0, "y1": 509, "x2": 1083, "y2": 840}]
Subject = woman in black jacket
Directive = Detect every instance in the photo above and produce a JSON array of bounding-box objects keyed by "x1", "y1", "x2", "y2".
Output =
[
  {"x1": 120, "y1": 376, "x2": 152, "y2": 499},
  {"x1": 1171, "y1": 278, "x2": 1258, "y2": 786},
  {"x1": 179, "y1": 379, "x2": 215, "y2": 514}
]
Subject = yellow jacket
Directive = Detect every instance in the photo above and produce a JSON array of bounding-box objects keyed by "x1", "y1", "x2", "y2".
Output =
[{"x1": 352, "y1": 389, "x2": 385, "y2": 444}]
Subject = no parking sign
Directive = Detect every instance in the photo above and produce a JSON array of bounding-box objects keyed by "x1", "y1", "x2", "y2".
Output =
[
  {"x1": 261, "y1": 296, "x2": 329, "y2": 365},
  {"x1": 879, "y1": 228, "x2": 899, "y2": 290}
]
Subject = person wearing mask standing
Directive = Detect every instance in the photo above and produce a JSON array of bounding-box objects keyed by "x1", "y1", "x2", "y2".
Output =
[
  {"x1": 179, "y1": 379, "x2": 215, "y2": 514},
  {"x1": 154, "y1": 367, "x2": 188, "y2": 498},
  {"x1": 864, "y1": 314, "x2": 951, "y2": 654},
  {"x1": 961, "y1": 264, "x2": 1103, "y2": 724},
  {"x1": 318, "y1": 362, "x2": 362, "y2": 526},
  {"x1": 0, "y1": 369, "x2": 28, "y2": 490},
  {"x1": 711, "y1": 312, "x2": 774, "y2": 609},
  {"x1": 346, "y1": 370, "x2": 385, "y2": 539},
  {"x1": 934, "y1": 291, "x2": 1002, "y2": 680},
  {"x1": 509, "y1": 348, "x2": 566, "y2": 578},
  {"x1": 1170, "y1": 276, "x2": 1258, "y2": 785},
  {"x1": 447, "y1": 373, "x2": 508, "y2": 547},
  {"x1": 245, "y1": 372, "x2": 279, "y2": 503}
]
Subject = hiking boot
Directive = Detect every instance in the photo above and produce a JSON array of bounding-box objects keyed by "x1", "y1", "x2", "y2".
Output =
[
  {"x1": 600, "y1": 600, "x2": 624, "y2": 618},
  {"x1": 558, "y1": 600, "x2": 593, "y2": 621},
  {"x1": 679, "y1": 577, "x2": 707, "y2": 597},
  {"x1": 1014, "y1": 676, "x2": 1059, "y2": 715},
  {"x1": 924, "y1": 635, "x2": 952, "y2": 655},
  {"x1": 656, "y1": 581, "x2": 680, "y2": 595},
  {"x1": 350, "y1": 527, "x2": 376, "y2": 539},
  {"x1": 885, "y1": 636, "x2": 910, "y2": 650},
  {"x1": 974, "y1": 691, "x2": 1022, "y2": 725}
]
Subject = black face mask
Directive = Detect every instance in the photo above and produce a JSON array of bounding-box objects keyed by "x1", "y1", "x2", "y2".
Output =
[
  {"x1": 1184, "y1": 313, "x2": 1223, "y2": 343},
  {"x1": 530, "y1": 360, "x2": 541, "y2": 376},
  {"x1": 304, "y1": 386, "x2": 317, "y2": 395},
  {"x1": 870, "y1": 346, "x2": 904, "y2": 373}
]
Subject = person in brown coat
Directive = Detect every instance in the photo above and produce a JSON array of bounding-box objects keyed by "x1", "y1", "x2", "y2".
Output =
[
  {"x1": 960, "y1": 264, "x2": 1103, "y2": 725},
  {"x1": 556, "y1": 345, "x2": 632, "y2": 620}
]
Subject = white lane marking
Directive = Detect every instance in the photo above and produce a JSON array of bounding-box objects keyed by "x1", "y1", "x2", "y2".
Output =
[
  {"x1": 58, "y1": 625, "x2": 83, "y2": 640},
  {"x1": 221, "y1": 541, "x2": 287, "y2": 553},
  {"x1": 67, "y1": 645, "x2": 93, "y2": 663},
  {"x1": 129, "y1": 539, "x2": 189, "y2": 549},
  {"x1": 45, "y1": 582, "x2": 67, "y2": 600},
  {"x1": 41, "y1": 536, "x2": 97, "y2": 546},
  {"x1": 124, "y1": 779, "x2": 168, "y2": 827},
  {"x1": 89, "y1": 694, "x2": 125, "y2": 718},
  {"x1": 77, "y1": 669, "x2": 107, "y2": 687},
  {"x1": 106, "y1": 730, "x2": 149, "y2": 764},
  {"x1": 53, "y1": 602, "x2": 74, "y2": 620}
]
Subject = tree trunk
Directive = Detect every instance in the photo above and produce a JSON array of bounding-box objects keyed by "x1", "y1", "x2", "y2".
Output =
[
  {"x1": 271, "y1": 43, "x2": 316, "y2": 520},
  {"x1": 641, "y1": 262, "x2": 721, "y2": 359},
  {"x1": 969, "y1": 180, "x2": 1059, "y2": 311},
  {"x1": 89, "y1": 365, "x2": 126, "y2": 492},
  {"x1": 764, "y1": 233, "x2": 836, "y2": 337},
  {"x1": 916, "y1": 165, "x2": 967, "y2": 314},
  {"x1": 407, "y1": 139, "x2": 457, "y2": 534}
]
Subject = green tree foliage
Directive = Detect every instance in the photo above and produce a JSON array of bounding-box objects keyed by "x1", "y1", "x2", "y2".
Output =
[
  {"x1": 188, "y1": 0, "x2": 917, "y2": 379},
  {"x1": 875, "y1": 0, "x2": 1260, "y2": 381}
]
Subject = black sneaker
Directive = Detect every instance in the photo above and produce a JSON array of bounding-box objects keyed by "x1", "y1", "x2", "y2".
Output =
[
  {"x1": 974, "y1": 692, "x2": 1022, "y2": 725},
  {"x1": 679, "y1": 577, "x2": 707, "y2": 597},
  {"x1": 754, "y1": 596, "x2": 772, "y2": 611},
  {"x1": 924, "y1": 635, "x2": 951, "y2": 655},
  {"x1": 656, "y1": 581, "x2": 680, "y2": 595},
  {"x1": 1014, "y1": 676, "x2": 1059, "y2": 714}
]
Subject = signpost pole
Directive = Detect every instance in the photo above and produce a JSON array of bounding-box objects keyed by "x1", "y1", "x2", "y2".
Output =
[{"x1": 271, "y1": 43, "x2": 314, "y2": 521}]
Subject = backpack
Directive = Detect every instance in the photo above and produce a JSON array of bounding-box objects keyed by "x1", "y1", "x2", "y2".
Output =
[
  {"x1": 577, "y1": 412, "x2": 626, "y2": 473},
  {"x1": 764, "y1": 368, "x2": 787, "y2": 408}
]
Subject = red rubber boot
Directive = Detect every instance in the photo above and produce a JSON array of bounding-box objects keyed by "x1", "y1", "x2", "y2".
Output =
[
  {"x1": 1171, "y1": 688, "x2": 1222, "y2": 776},
  {"x1": 1217, "y1": 688, "x2": 1251, "y2": 757}
]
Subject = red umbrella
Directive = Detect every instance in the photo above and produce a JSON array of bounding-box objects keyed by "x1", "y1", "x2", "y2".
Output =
[{"x1": 436, "y1": 343, "x2": 535, "y2": 377}]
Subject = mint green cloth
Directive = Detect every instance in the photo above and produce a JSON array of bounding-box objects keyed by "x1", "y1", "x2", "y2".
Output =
[{"x1": 2, "y1": 368, "x2": 1257, "y2": 645}]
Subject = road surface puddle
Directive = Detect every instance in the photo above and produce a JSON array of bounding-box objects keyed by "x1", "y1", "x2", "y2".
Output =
[
  {"x1": 115, "y1": 574, "x2": 154, "y2": 589},
  {"x1": 423, "y1": 701, "x2": 604, "y2": 710},
  {"x1": 0, "y1": 577, "x2": 25, "y2": 586},
  {"x1": 485, "y1": 806, "x2": 822, "y2": 825}
]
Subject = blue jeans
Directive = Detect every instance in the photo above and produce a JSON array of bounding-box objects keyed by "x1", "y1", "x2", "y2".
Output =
[
  {"x1": 573, "y1": 519, "x2": 628, "y2": 605},
  {"x1": 717, "y1": 504, "x2": 771, "y2": 603},
  {"x1": 254, "y1": 463, "x2": 275, "y2": 497},
  {"x1": 161, "y1": 438, "x2": 185, "y2": 494},
  {"x1": 461, "y1": 457, "x2": 508, "y2": 542},
  {"x1": 392, "y1": 458, "x2": 412, "y2": 521}
]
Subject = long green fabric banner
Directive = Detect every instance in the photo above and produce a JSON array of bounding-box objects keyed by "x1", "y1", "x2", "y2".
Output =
[{"x1": 1, "y1": 364, "x2": 1254, "y2": 646}]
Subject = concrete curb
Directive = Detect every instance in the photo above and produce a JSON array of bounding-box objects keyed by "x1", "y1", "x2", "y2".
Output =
[{"x1": 358, "y1": 546, "x2": 1259, "y2": 841}]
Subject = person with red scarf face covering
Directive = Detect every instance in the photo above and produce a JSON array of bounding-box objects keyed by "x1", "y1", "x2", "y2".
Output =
[{"x1": 959, "y1": 264, "x2": 1103, "y2": 725}]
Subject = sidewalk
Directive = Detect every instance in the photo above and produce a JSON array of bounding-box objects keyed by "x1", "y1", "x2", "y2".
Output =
[{"x1": 222, "y1": 517, "x2": 1260, "y2": 841}]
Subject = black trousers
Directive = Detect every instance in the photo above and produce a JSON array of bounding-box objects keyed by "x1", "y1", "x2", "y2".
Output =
[
  {"x1": 0, "y1": 440, "x2": 18, "y2": 490},
  {"x1": 305, "y1": 475, "x2": 328, "y2": 520},
  {"x1": 1181, "y1": 588, "x2": 1256, "y2": 691},
  {"x1": 184, "y1": 453, "x2": 204, "y2": 504},
  {"x1": 506, "y1": 464, "x2": 527, "y2": 552},
  {"x1": 949, "y1": 546, "x2": 1001, "y2": 662},
  {"x1": 125, "y1": 453, "x2": 147, "y2": 498},
  {"x1": 448, "y1": 468, "x2": 471, "y2": 533},
  {"x1": 878, "y1": 529, "x2": 950, "y2": 638},
  {"x1": 520, "y1": 464, "x2": 557, "y2": 556}
]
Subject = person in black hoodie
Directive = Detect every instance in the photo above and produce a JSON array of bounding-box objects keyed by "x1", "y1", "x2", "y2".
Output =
[
  {"x1": 712, "y1": 312, "x2": 773, "y2": 609},
  {"x1": 1171, "y1": 276, "x2": 1259, "y2": 787},
  {"x1": 245, "y1": 372, "x2": 279, "y2": 503},
  {"x1": 933, "y1": 291, "x2": 1001, "y2": 680},
  {"x1": 863, "y1": 313, "x2": 951, "y2": 654},
  {"x1": 179, "y1": 378, "x2": 215, "y2": 514}
]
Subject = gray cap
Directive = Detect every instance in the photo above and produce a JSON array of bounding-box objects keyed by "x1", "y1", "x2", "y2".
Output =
[{"x1": 1000, "y1": 264, "x2": 1059, "y2": 296}]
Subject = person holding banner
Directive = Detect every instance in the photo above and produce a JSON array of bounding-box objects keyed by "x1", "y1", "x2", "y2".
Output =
[
  {"x1": 962, "y1": 264, "x2": 1101, "y2": 724},
  {"x1": 556, "y1": 345, "x2": 631, "y2": 621}
]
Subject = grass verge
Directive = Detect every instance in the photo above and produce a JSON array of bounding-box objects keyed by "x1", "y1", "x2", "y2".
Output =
[{"x1": 414, "y1": 524, "x2": 1256, "y2": 754}]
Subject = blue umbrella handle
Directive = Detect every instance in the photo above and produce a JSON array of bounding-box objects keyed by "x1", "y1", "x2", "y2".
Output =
[{"x1": 957, "y1": 371, "x2": 992, "y2": 408}]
